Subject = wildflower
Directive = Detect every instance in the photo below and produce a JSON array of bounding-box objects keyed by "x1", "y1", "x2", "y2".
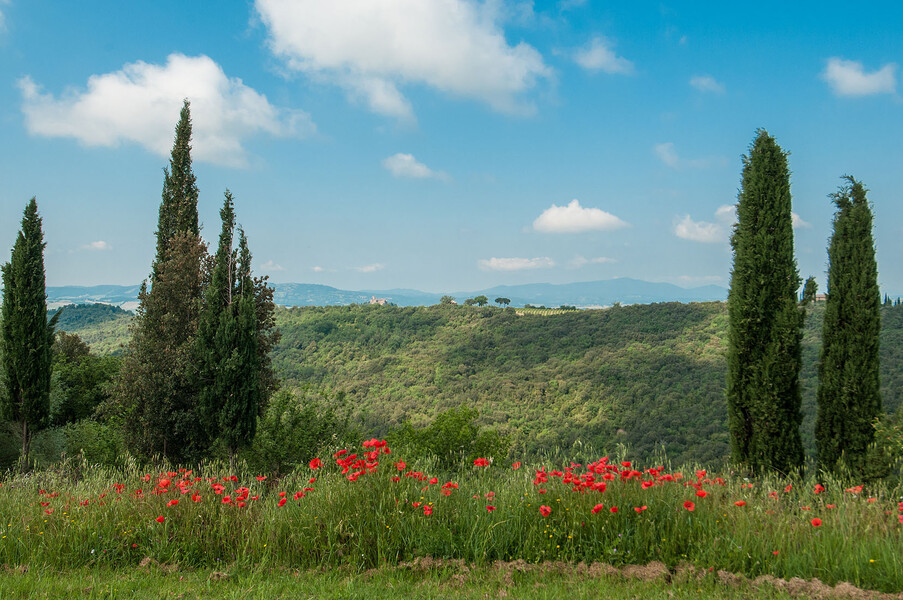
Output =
[
  {"x1": 309, "y1": 458, "x2": 322, "y2": 470},
  {"x1": 811, "y1": 518, "x2": 822, "y2": 527},
  {"x1": 634, "y1": 506, "x2": 647, "y2": 514},
  {"x1": 684, "y1": 501, "x2": 695, "y2": 511},
  {"x1": 826, "y1": 504, "x2": 836, "y2": 509},
  {"x1": 734, "y1": 501, "x2": 746, "y2": 507},
  {"x1": 784, "y1": 484, "x2": 793, "y2": 493},
  {"x1": 278, "y1": 498, "x2": 287, "y2": 507},
  {"x1": 255, "y1": 476, "x2": 267, "y2": 481},
  {"x1": 237, "y1": 502, "x2": 246, "y2": 508},
  {"x1": 610, "y1": 507, "x2": 618, "y2": 513},
  {"x1": 192, "y1": 494, "x2": 201, "y2": 503},
  {"x1": 867, "y1": 497, "x2": 877, "y2": 503},
  {"x1": 592, "y1": 504, "x2": 604, "y2": 514},
  {"x1": 155, "y1": 516, "x2": 165, "y2": 523},
  {"x1": 395, "y1": 461, "x2": 406, "y2": 471},
  {"x1": 813, "y1": 484, "x2": 824, "y2": 494},
  {"x1": 695, "y1": 490, "x2": 708, "y2": 498},
  {"x1": 473, "y1": 458, "x2": 489, "y2": 467},
  {"x1": 158, "y1": 478, "x2": 171, "y2": 489},
  {"x1": 540, "y1": 505, "x2": 552, "y2": 517},
  {"x1": 166, "y1": 499, "x2": 178, "y2": 507},
  {"x1": 773, "y1": 551, "x2": 779, "y2": 555},
  {"x1": 696, "y1": 470, "x2": 706, "y2": 479},
  {"x1": 621, "y1": 461, "x2": 631, "y2": 468},
  {"x1": 512, "y1": 462, "x2": 521, "y2": 470},
  {"x1": 486, "y1": 506, "x2": 496, "y2": 512},
  {"x1": 423, "y1": 506, "x2": 433, "y2": 516},
  {"x1": 44, "y1": 509, "x2": 54, "y2": 515}
]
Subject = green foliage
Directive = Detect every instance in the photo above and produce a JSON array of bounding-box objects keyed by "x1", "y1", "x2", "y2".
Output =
[
  {"x1": 246, "y1": 388, "x2": 356, "y2": 475},
  {"x1": 495, "y1": 297, "x2": 511, "y2": 307},
  {"x1": 51, "y1": 303, "x2": 132, "y2": 332},
  {"x1": 815, "y1": 177, "x2": 882, "y2": 473},
  {"x1": 1, "y1": 198, "x2": 60, "y2": 462},
  {"x1": 390, "y1": 406, "x2": 511, "y2": 470},
  {"x1": 439, "y1": 295, "x2": 455, "y2": 305},
  {"x1": 49, "y1": 333, "x2": 119, "y2": 427},
  {"x1": 473, "y1": 295, "x2": 489, "y2": 307},
  {"x1": 726, "y1": 131, "x2": 805, "y2": 474}
]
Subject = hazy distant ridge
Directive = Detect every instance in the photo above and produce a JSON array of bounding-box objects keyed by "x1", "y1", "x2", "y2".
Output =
[{"x1": 47, "y1": 278, "x2": 727, "y2": 309}]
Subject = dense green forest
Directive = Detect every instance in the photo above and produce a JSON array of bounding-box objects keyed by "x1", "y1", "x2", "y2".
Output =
[{"x1": 53, "y1": 300, "x2": 903, "y2": 466}]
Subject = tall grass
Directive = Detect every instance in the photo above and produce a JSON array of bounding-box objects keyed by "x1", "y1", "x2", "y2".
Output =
[{"x1": 1, "y1": 446, "x2": 901, "y2": 592}]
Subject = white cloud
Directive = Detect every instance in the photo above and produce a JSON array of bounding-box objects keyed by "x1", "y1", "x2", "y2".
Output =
[
  {"x1": 356, "y1": 263, "x2": 385, "y2": 273},
  {"x1": 478, "y1": 257, "x2": 555, "y2": 271},
  {"x1": 654, "y1": 142, "x2": 726, "y2": 169},
  {"x1": 312, "y1": 266, "x2": 325, "y2": 273},
  {"x1": 569, "y1": 255, "x2": 617, "y2": 268},
  {"x1": 792, "y1": 212, "x2": 811, "y2": 229},
  {"x1": 260, "y1": 260, "x2": 285, "y2": 272},
  {"x1": 674, "y1": 204, "x2": 735, "y2": 243},
  {"x1": 382, "y1": 153, "x2": 449, "y2": 180},
  {"x1": 533, "y1": 199, "x2": 628, "y2": 233},
  {"x1": 574, "y1": 36, "x2": 634, "y2": 74},
  {"x1": 689, "y1": 74, "x2": 725, "y2": 94},
  {"x1": 75, "y1": 240, "x2": 112, "y2": 252},
  {"x1": 18, "y1": 54, "x2": 315, "y2": 167},
  {"x1": 255, "y1": 0, "x2": 551, "y2": 120},
  {"x1": 654, "y1": 142, "x2": 680, "y2": 168},
  {"x1": 822, "y1": 57, "x2": 896, "y2": 97}
]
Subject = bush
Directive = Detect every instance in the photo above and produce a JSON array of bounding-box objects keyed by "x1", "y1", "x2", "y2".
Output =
[
  {"x1": 389, "y1": 406, "x2": 510, "y2": 470},
  {"x1": 246, "y1": 388, "x2": 357, "y2": 475}
]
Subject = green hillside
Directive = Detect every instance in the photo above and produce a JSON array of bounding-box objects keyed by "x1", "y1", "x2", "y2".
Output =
[{"x1": 55, "y1": 301, "x2": 903, "y2": 465}]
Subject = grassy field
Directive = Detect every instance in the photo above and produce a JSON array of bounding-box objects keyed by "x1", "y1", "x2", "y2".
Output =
[
  {"x1": 2, "y1": 440, "x2": 901, "y2": 594},
  {"x1": 0, "y1": 563, "x2": 869, "y2": 600}
]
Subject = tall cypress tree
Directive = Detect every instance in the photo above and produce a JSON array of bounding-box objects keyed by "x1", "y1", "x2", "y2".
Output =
[
  {"x1": 815, "y1": 176, "x2": 881, "y2": 471},
  {"x1": 726, "y1": 130, "x2": 807, "y2": 474},
  {"x1": 195, "y1": 193, "x2": 269, "y2": 457},
  {"x1": 1, "y1": 198, "x2": 60, "y2": 463},
  {"x1": 117, "y1": 101, "x2": 205, "y2": 462}
]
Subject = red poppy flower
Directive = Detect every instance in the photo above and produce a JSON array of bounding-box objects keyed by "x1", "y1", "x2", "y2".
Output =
[
  {"x1": 395, "y1": 461, "x2": 406, "y2": 471},
  {"x1": 696, "y1": 470, "x2": 706, "y2": 479},
  {"x1": 591, "y1": 504, "x2": 604, "y2": 514},
  {"x1": 773, "y1": 551, "x2": 779, "y2": 555},
  {"x1": 610, "y1": 507, "x2": 618, "y2": 513},
  {"x1": 237, "y1": 501, "x2": 246, "y2": 508},
  {"x1": 826, "y1": 504, "x2": 836, "y2": 509},
  {"x1": 412, "y1": 502, "x2": 422, "y2": 507},
  {"x1": 784, "y1": 484, "x2": 793, "y2": 493},
  {"x1": 423, "y1": 505, "x2": 433, "y2": 516},
  {"x1": 158, "y1": 478, "x2": 171, "y2": 488},
  {"x1": 192, "y1": 493, "x2": 201, "y2": 503},
  {"x1": 309, "y1": 458, "x2": 322, "y2": 470},
  {"x1": 811, "y1": 518, "x2": 822, "y2": 527},
  {"x1": 278, "y1": 498, "x2": 287, "y2": 507},
  {"x1": 44, "y1": 508, "x2": 54, "y2": 515},
  {"x1": 255, "y1": 476, "x2": 267, "y2": 481},
  {"x1": 813, "y1": 484, "x2": 824, "y2": 494},
  {"x1": 620, "y1": 461, "x2": 631, "y2": 468},
  {"x1": 683, "y1": 501, "x2": 695, "y2": 511},
  {"x1": 695, "y1": 490, "x2": 708, "y2": 498},
  {"x1": 734, "y1": 501, "x2": 746, "y2": 507},
  {"x1": 512, "y1": 462, "x2": 521, "y2": 470},
  {"x1": 429, "y1": 477, "x2": 438, "y2": 485},
  {"x1": 473, "y1": 458, "x2": 489, "y2": 467},
  {"x1": 166, "y1": 499, "x2": 178, "y2": 507},
  {"x1": 486, "y1": 505, "x2": 496, "y2": 512},
  {"x1": 539, "y1": 505, "x2": 551, "y2": 517},
  {"x1": 634, "y1": 506, "x2": 647, "y2": 513},
  {"x1": 155, "y1": 516, "x2": 165, "y2": 523}
]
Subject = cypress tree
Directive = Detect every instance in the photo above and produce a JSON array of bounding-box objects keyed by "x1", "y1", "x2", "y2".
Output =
[
  {"x1": 1, "y1": 198, "x2": 60, "y2": 463},
  {"x1": 815, "y1": 176, "x2": 881, "y2": 471},
  {"x1": 117, "y1": 101, "x2": 205, "y2": 462},
  {"x1": 726, "y1": 130, "x2": 807, "y2": 474},
  {"x1": 195, "y1": 193, "x2": 270, "y2": 457}
]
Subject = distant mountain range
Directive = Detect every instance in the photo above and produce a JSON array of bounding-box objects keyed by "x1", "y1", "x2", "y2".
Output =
[{"x1": 46, "y1": 278, "x2": 727, "y2": 310}]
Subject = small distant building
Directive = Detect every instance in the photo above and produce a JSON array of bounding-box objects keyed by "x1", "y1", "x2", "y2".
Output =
[
  {"x1": 369, "y1": 296, "x2": 388, "y2": 306},
  {"x1": 814, "y1": 294, "x2": 827, "y2": 302}
]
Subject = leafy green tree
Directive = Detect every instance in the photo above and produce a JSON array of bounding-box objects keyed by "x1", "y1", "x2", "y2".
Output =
[
  {"x1": 1, "y1": 198, "x2": 60, "y2": 463},
  {"x1": 726, "y1": 130, "x2": 808, "y2": 474},
  {"x1": 49, "y1": 332, "x2": 119, "y2": 427},
  {"x1": 464, "y1": 298, "x2": 477, "y2": 306},
  {"x1": 495, "y1": 297, "x2": 511, "y2": 307},
  {"x1": 816, "y1": 177, "x2": 881, "y2": 472},
  {"x1": 116, "y1": 102, "x2": 206, "y2": 462},
  {"x1": 439, "y1": 295, "x2": 455, "y2": 305},
  {"x1": 473, "y1": 295, "x2": 489, "y2": 307}
]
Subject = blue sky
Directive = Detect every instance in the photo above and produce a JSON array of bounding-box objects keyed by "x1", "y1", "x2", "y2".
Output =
[{"x1": 1, "y1": 1, "x2": 902, "y2": 295}]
